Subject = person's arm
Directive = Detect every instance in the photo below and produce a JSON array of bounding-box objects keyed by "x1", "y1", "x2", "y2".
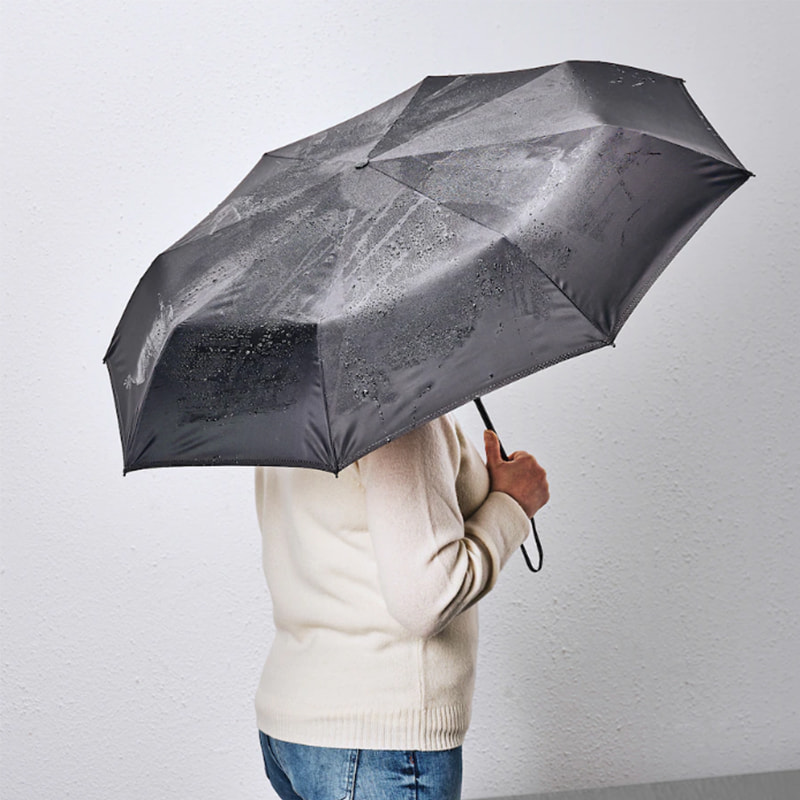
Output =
[{"x1": 357, "y1": 417, "x2": 546, "y2": 638}]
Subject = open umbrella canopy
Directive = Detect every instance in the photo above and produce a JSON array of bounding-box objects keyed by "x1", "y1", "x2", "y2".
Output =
[{"x1": 105, "y1": 61, "x2": 751, "y2": 474}]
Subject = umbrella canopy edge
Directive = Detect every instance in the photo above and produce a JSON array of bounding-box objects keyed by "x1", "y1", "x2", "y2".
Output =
[{"x1": 339, "y1": 338, "x2": 612, "y2": 470}]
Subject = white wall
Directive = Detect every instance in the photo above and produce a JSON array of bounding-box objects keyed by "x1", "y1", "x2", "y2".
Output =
[{"x1": 2, "y1": 1, "x2": 798, "y2": 797}]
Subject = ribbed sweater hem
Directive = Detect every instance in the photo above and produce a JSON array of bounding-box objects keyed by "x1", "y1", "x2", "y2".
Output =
[{"x1": 255, "y1": 703, "x2": 470, "y2": 751}]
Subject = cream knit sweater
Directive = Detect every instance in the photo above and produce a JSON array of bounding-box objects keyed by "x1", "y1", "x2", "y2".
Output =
[{"x1": 254, "y1": 414, "x2": 530, "y2": 751}]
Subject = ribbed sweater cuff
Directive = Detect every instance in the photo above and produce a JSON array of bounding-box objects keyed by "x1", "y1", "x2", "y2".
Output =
[{"x1": 471, "y1": 490, "x2": 532, "y2": 566}]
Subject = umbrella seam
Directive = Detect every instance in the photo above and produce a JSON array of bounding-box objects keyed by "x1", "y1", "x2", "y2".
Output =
[
  {"x1": 676, "y1": 80, "x2": 751, "y2": 174},
  {"x1": 163, "y1": 159, "x2": 350, "y2": 256},
  {"x1": 613, "y1": 171, "x2": 751, "y2": 336},
  {"x1": 372, "y1": 129, "x2": 751, "y2": 174},
  {"x1": 366, "y1": 64, "x2": 563, "y2": 162},
  {"x1": 366, "y1": 160, "x2": 614, "y2": 343},
  {"x1": 265, "y1": 77, "x2": 428, "y2": 166},
  {"x1": 112, "y1": 319, "x2": 181, "y2": 474},
  {"x1": 367, "y1": 122, "x2": 604, "y2": 165},
  {"x1": 594, "y1": 126, "x2": 753, "y2": 174}
]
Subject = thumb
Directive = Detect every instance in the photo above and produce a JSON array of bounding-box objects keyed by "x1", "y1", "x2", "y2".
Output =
[{"x1": 483, "y1": 429, "x2": 503, "y2": 467}]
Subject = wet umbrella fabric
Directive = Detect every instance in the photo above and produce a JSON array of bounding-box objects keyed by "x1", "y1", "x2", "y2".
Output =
[{"x1": 105, "y1": 61, "x2": 750, "y2": 475}]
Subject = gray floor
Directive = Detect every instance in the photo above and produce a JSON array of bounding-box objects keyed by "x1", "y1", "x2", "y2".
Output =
[{"x1": 481, "y1": 769, "x2": 800, "y2": 800}]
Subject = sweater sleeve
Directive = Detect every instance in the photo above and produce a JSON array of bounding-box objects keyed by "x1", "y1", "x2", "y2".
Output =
[{"x1": 357, "y1": 416, "x2": 530, "y2": 638}]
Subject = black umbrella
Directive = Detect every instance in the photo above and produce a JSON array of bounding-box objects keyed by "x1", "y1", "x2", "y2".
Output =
[{"x1": 105, "y1": 61, "x2": 750, "y2": 481}]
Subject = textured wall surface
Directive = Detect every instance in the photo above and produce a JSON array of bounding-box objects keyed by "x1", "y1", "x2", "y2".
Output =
[{"x1": 2, "y1": 2, "x2": 798, "y2": 798}]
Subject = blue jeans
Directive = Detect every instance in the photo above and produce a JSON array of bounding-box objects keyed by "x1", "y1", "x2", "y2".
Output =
[{"x1": 259, "y1": 732, "x2": 462, "y2": 799}]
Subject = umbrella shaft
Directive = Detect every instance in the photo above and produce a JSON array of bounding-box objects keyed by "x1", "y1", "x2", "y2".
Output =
[{"x1": 473, "y1": 397, "x2": 508, "y2": 460}]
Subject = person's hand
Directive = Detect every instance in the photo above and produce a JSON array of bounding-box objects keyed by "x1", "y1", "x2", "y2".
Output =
[{"x1": 484, "y1": 430, "x2": 549, "y2": 518}]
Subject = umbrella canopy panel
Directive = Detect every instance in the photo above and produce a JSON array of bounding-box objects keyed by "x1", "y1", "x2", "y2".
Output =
[{"x1": 105, "y1": 61, "x2": 750, "y2": 473}]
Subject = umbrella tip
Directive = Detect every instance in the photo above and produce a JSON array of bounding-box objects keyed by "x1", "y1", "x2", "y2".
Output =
[{"x1": 355, "y1": 159, "x2": 370, "y2": 170}]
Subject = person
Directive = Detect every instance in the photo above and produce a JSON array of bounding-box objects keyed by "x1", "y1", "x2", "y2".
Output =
[{"x1": 254, "y1": 413, "x2": 549, "y2": 799}]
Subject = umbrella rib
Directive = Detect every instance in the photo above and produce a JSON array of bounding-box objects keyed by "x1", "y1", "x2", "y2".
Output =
[
  {"x1": 163, "y1": 156, "x2": 351, "y2": 256},
  {"x1": 315, "y1": 330, "x2": 340, "y2": 474},
  {"x1": 367, "y1": 123, "x2": 606, "y2": 164},
  {"x1": 367, "y1": 64, "x2": 563, "y2": 161},
  {"x1": 366, "y1": 162, "x2": 613, "y2": 343}
]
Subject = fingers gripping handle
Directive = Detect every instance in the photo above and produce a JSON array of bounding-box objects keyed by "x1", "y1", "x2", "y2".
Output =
[{"x1": 474, "y1": 397, "x2": 543, "y2": 573}]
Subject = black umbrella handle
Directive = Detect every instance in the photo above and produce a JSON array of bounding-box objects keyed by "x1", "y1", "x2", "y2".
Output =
[{"x1": 473, "y1": 397, "x2": 544, "y2": 573}]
